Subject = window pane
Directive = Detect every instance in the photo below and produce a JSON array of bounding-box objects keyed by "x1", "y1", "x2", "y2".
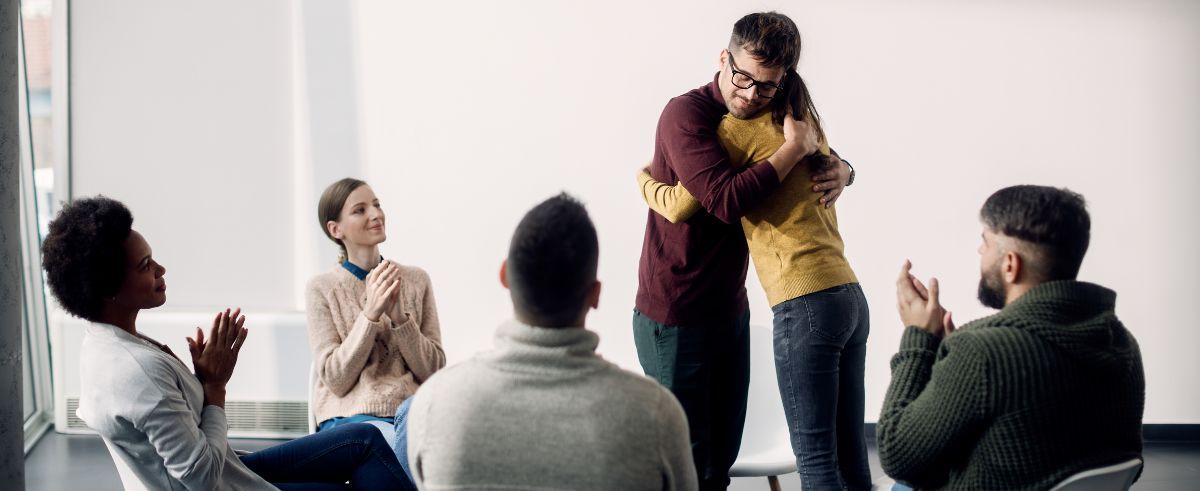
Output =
[
  {"x1": 19, "y1": 0, "x2": 59, "y2": 430},
  {"x1": 23, "y1": 0, "x2": 58, "y2": 232}
]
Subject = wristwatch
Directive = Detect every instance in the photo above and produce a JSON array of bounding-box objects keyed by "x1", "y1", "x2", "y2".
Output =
[{"x1": 843, "y1": 159, "x2": 855, "y2": 187}]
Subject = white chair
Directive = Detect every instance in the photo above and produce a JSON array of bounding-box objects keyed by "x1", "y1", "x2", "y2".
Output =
[
  {"x1": 101, "y1": 438, "x2": 151, "y2": 491},
  {"x1": 1050, "y1": 458, "x2": 1143, "y2": 491},
  {"x1": 872, "y1": 458, "x2": 1144, "y2": 491},
  {"x1": 872, "y1": 475, "x2": 896, "y2": 490},
  {"x1": 729, "y1": 324, "x2": 796, "y2": 491},
  {"x1": 308, "y1": 361, "x2": 318, "y2": 434}
]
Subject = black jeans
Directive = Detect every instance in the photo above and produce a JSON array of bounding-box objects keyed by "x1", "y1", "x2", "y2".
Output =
[
  {"x1": 241, "y1": 422, "x2": 414, "y2": 490},
  {"x1": 633, "y1": 309, "x2": 750, "y2": 491},
  {"x1": 773, "y1": 284, "x2": 871, "y2": 490}
]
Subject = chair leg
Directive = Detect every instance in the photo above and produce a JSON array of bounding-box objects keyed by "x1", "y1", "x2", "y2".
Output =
[{"x1": 768, "y1": 475, "x2": 782, "y2": 491}]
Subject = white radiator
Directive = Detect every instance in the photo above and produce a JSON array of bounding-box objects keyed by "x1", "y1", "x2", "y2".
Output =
[{"x1": 53, "y1": 310, "x2": 312, "y2": 438}]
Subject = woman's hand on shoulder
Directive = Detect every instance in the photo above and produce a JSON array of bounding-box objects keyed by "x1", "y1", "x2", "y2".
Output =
[{"x1": 187, "y1": 308, "x2": 249, "y2": 408}]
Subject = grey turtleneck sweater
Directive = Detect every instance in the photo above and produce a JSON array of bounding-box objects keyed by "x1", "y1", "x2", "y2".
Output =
[
  {"x1": 877, "y1": 281, "x2": 1145, "y2": 490},
  {"x1": 406, "y1": 320, "x2": 697, "y2": 491}
]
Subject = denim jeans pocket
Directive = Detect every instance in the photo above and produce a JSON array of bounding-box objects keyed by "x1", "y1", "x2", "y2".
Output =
[
  {"x1": 652, "y1": 320, "x2": 681, "y2": 341},
  {"x1": 800, "y1": 285, "x2": 858, "y2": 343}
]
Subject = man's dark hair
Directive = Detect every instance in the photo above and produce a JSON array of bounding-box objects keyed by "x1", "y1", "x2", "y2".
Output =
[
  {"x1": 980, "y1": 185, "x2": 1091, "y2": 281},
  {"x1": 41, "y1": 196, "x2": 134, "y2": 321},
  {"x1": 730, "y1": 13, "x2": 825, "y2": 158},
  {"x1": 506, "y1": 193, "x2": 599, "y2": 328},
  {"x1": 729, "y1": 12, "x2": 802, "y2": 70}
]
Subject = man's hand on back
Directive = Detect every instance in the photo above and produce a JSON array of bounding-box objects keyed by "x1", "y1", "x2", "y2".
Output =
[{"x1": 811, "y1": 156, "x2": 851, "y2": 208}]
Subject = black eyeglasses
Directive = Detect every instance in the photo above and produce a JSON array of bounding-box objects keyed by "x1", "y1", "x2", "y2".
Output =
[{"x1": 727, "y1": 54, "x2": 782, "y2": 99}]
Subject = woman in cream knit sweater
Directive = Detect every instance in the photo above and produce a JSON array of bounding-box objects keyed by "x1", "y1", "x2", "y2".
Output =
[{"x1": 306, "y1": 178, "x2": 446, "y2": 432}]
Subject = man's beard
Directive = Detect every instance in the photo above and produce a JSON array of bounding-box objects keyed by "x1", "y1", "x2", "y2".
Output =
[
  {"x1": 726, "y1": 97, "x2": 765, "y2": 120},
  {"x1": 977, "y1": 264, "x2": 1007, "y2": 310}
]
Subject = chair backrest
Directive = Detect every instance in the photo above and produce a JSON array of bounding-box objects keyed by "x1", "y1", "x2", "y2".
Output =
[
  {"x1": 308, "y1": 361, "x2": 318, "y2": 434},
  {"x1": 101, "y1": 437, "x2": 150, "y2": 491},
  {"x1": 737, "y1": 324, "x2": 791, "y2": 456},
  {"x1": 1050, "y1": 458, "x2": 1143, "y2": 491}
]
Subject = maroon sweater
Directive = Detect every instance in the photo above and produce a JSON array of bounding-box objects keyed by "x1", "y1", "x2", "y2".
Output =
[{"x1": 635, "y1": 75, "x2": 780, "y2": 326}]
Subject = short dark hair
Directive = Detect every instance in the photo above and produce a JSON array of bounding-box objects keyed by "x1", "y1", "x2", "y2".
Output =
[
  {"x1": 317, "y1": 177, "x2": 367, "y2": 261},
  {"x1": 41, "y1": 196, "x2": 134, "y2": 321},
  {"x1": 980, "y1": 185, "x2": 1091, "y2": 281},
  {"x1": 729, "y1": 12, "x2": 802, "y2": 70},
  {"x1": 506, "y1": 193, "x2": 599, "y2": 328},
  {"x1": 730, "y1": 13, "x2": 825, "y2": 149}
]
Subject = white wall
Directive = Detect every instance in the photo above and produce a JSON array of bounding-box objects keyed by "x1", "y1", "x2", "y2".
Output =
[
  {"x1": 69, "y1": 0, "x2": 1200, "y2": 423},
  {"x1": 71, "y1": 1, "x2": 296, "y2": 310},
  {"x1": 351, "y1": 0, "x2": 1200, "y2": 424}
]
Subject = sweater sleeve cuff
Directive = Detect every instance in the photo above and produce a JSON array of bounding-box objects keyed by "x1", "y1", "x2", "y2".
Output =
[
  {"x1": 900, "y1": 325, "x2": 942, "y2": 352},
  {"x1": 199, "y1": 405, "x2": 229, "y2": 438},
  {"x1": 750, "y1": 156, "x2": 780, "y2": 185},
  {"x1": 389, "y1": 312, "x2": 420, "y2": 336},
  {"x1": 637, "y1": 169, "x2": 653, "y2": 187},
  {"x1": 361, "y1": 313, "x2": 387, "y2": 331}
]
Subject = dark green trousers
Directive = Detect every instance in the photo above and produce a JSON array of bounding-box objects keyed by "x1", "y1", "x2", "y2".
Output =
[{"x1": 632, "y1": 309, "x2": 750, "y2": 491}]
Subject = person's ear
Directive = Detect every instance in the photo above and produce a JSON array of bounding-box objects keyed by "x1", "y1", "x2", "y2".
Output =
[
  {"x1": 326, "y1": 220, "x2": 342, "y2": 240},
  {"x1": 1004, "y1": 251, "x2": 1023, "y2": 284},
  {"x1": 499, "y1": 260, "x2": 509, "y2": 290},
  {"x1": 718, "y1": 48, "x2": 729, "y2": 70},
  {"x1": 588, "y1": 280, "x2": 601, "y2": 310}
]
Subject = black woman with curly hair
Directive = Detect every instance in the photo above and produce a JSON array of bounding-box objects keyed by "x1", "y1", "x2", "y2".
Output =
[{"x1": 41, "y1": 196, "x2": 414, "y2": 491}]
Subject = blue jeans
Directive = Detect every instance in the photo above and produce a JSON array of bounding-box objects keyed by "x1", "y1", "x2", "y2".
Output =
[
  {"x1": 773, "y1": 283, "x2": 872, "y2": 490},
  {"x1": 317, "y1": 414, "x2": 394, "y2": 433},
  {"x1": 393, "y1": 398, "x2": 414, "y2": 483},
  {"x1": 633, "y1": 309, "x2": 750, "y2": 490},
  {"x1": 319, "y1": 414, "x2": 396, "y2": 450},
  {"x1": 240, "y1": 422, "x2": 415, "y2": 490}
]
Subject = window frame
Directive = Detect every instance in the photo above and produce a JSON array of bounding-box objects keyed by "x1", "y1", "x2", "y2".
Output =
[{"x1": 17, "y1": 0, "x2": 70, "y2": 454}]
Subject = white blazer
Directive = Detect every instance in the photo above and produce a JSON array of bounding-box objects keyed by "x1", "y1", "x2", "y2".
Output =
[{"x1": 76, "y1": 321, "x2": 275, "y2": 491}]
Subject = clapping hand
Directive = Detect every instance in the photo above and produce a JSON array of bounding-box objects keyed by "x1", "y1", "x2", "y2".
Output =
[
  {"x1": 896, "y1": 260, "x2": 955, "y2": 337},
  {"x1": 187, "y1": 308, "x2": 248, "y2": 407},
  {"x1": 364, "y1": 260, "x2": 402, "y2": 323}
]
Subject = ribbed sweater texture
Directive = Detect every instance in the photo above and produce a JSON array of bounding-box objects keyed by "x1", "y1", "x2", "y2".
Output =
[
  {"x1": 877, "y1": 281, "x2": 1145, "y2": 490},
  {"x1": 407, "y1": 321, "x2": 697, "y2": 490},
  {"x1": 305, "y1": 265, "x2": 445, "y2": 424}
]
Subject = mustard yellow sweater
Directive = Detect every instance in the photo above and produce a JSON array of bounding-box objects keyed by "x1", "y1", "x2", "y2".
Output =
[{"x1": 637, "y1": 111, "x2": 856, "y2": 307}]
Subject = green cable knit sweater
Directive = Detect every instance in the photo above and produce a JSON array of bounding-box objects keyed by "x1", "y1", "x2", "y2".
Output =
[{"x1": 877, "y1": 280, "x2": 1145, "y2": 490}]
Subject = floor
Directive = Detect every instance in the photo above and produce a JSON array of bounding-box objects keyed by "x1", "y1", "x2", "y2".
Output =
[{"x1": 24, "y1": 431, "x2": 1200, "y2": 490}]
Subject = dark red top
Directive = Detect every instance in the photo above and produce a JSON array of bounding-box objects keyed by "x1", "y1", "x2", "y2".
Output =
[{"x1": 635, "y1": 75, "x2": 780, "y2": 326}]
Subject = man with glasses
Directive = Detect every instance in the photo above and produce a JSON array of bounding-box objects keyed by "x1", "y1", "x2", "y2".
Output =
[{"x1": 633, "y1": 11, "x2": 854, "y2": 490}]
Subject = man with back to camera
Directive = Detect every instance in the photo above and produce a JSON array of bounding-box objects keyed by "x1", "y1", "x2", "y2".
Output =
[
  {"x1": 403, "y1": 193, "x2": 698, "y2": 490},
  {"x1": 879, "y1": 185, "x2": 1145, "y2": 490},
  {"x1": 633, "y1": 11, "x2": 854, "y2": 489}
]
